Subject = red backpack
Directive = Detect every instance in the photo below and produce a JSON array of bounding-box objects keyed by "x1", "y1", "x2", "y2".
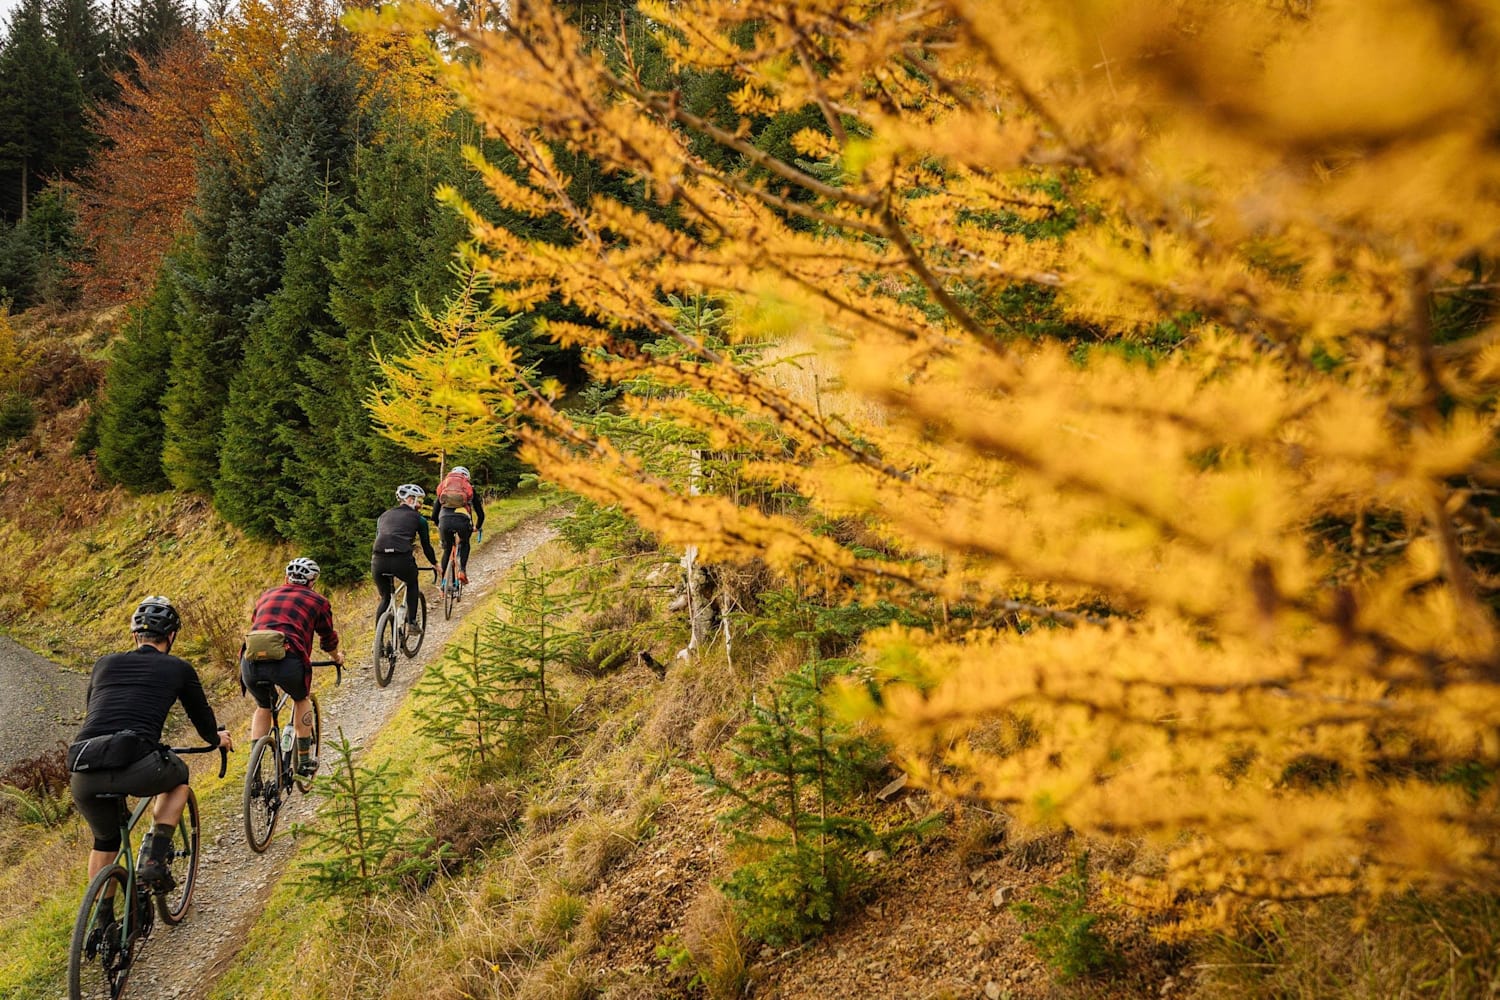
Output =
[{"x1": 436, "y1": 473, "x2": 473, "y2": 509}]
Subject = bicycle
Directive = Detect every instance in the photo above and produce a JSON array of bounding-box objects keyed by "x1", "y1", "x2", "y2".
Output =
[
  {"x1": 373, "y1": 566, "x2": 435, "y2": 687},
  {"x1": 242, "y1": 659, "x2": 341, "y2": 853},
  {"x1": 67, "y1": 743, "x2": 228, "y2": 1000},
  {"x1": 440, "y1": 540, "x2": 464, "y2": 621}
]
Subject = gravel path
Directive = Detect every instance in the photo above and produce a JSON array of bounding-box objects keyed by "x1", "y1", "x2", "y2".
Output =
[
  {"x1": 123, "y1": 516, "x2": 557, "y2": 1000},
  {"x1": 0, "y1": 635, "x2": 87, "y2": 772}
]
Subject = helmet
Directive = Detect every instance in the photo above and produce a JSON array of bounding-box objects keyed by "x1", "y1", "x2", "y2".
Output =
[
  {"x1": 286, "y1": 557, "x2": 320, "y2": 585},
  {"x1": 450, "y1": 466, "x2": 470, "y2": 479},
  {"x1": 395, "y1": 483, "x2": 425, "y2": 503},
  {"x1": 130, "y1": 596, "x2": 181, "y2": 637}
]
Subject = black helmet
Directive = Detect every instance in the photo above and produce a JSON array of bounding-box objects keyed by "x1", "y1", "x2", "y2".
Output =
[{"x1": 130, "y1": 595, "x2": 181, "y2": 637}]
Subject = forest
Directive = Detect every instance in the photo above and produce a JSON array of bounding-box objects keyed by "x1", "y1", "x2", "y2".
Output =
[{"x1": 1, "y1": 0, "x2": 1499, "y2": 997}]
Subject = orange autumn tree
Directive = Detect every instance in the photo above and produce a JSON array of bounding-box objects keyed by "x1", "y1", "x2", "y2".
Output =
[
  {"x1": 373, "y1": 0, "x2": 1500, "y2": 919},
  {"x1": 72, "y1": 34, "x2": 225, "y2": 304}
]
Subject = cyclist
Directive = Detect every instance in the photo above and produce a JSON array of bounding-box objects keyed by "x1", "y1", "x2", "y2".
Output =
[
  {"x1": 240, "y1": 557, "x2": 345, "y2": 776},
  {"x1": 432, "y1": 465, "x2": 485, "y2": 586},
  {"x1": 373, "y1": 483, "x2": 438, "y2": 634},
  {"x1": 67, "y1": 597, "x2": 233, "y2": 895}
]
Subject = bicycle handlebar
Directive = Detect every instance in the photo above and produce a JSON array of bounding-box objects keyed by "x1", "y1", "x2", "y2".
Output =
[
  {"x1": 309, "y1": 658, "x2": 344, "y2": 686},
  {"x1": 171, "y1": 742, "x2": 230, "y2": 779}
]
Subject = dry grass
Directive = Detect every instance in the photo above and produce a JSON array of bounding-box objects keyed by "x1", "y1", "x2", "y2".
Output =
[
  {"x1": 678, "y1": 888, "x2": 750, "y2": 1000},
  {"x1": 1191, "y1": 893, "x2": 1500, "y2": 999}
]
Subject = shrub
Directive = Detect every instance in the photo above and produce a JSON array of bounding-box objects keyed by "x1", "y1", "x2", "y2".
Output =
[
  {"x1": 0, "y1": 744, "x2": 72, "y2": 827},
  {"x1": 0, "y1": 392, "x2": 35, "y2": 443},
  {"x1": 1013, "y1": 851, "x2": 1119, "y2": 982}
]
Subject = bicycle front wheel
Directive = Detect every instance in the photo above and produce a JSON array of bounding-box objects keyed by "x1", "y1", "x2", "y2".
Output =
[
  {"x1": 295, "y1": 694, "x2": 321, "y2": 793},
  {"x1": 156, "y1": 788, "x2": 200, "y2": 924},
  {"x1": 374, "y1": 610, "x2": 397, "y2": 686},
  {"x1": 69, "y1": 864, "x2": 131, "y2": 1000},
  {"x1": 402, "y1": 591, "x2": 427, "y2": 657},
  {"x1": 242, "y1": 736, "x2": 280, "y2": 853}
]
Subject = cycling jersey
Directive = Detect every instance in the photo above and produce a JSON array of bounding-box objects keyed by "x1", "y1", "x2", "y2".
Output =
[
  {"x1": 246, "y1": 584, "x2": 339, "y2": 664},
  {"x1": 74, "y1": 646, "x2": 220, "y2": 748},
  {"x1": 372, "y1": 505, "x2": 438, "y2": 564}
]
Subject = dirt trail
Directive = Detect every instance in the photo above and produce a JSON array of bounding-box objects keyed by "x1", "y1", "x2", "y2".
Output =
[{"x1": 126, "y1": 516, "x2": 556, "y2": 1000}]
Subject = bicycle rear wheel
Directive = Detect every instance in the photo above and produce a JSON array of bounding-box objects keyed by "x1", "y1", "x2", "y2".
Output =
[
  {"x1": 68, "y1": 864, "x2": 131, "y2": 1000},
  {"x1": 374, "y1": 610, "x2": 398, "y2": 686},
  {"x1": 402, "y1": 591, "x2": 427, "y2": 657},
  {"x1": 443, "y1": 562, "x2": 457, "y2": 621},
  {"x1": 242, "y1": 736, "x2": 280, "y2": 853},
  {"x1": 295, "y1": 694, "x2": 321, "y2": 793},
  {"x1": 155, "y1": 788, "x2": 199, "y2": 924}
]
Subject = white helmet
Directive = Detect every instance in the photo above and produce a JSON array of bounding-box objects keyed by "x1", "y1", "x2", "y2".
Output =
[
  {"x1": 450, "y1": 466, "x2": 470, "y2": 479},
  {"x1": 286, "y1": 557, "x2": 320, "y2": 585},
  {"x1": 395, "y1": 483, "x2": 425, "y2": 503}
]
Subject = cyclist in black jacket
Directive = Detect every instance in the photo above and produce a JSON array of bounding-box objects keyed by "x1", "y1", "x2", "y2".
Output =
[
  {"x1": 68, "y1": 597, "x2": 233, "y2": 892},
  {"x1": 372, "y1": 483, "x2": 438, "y2": 632}
]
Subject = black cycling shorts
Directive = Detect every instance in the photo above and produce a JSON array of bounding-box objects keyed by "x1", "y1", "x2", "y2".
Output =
[
  {"x1": 239, "y1": 655, "x2": 310, "y2": 709},
  {"x1": 70, "y1": 750, "x2": 188, "y2": 852}
]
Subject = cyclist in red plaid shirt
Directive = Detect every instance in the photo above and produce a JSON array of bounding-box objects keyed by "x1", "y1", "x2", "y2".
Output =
[{"x1": 239, "y1": 557, "x2": 345, "y2": 775}]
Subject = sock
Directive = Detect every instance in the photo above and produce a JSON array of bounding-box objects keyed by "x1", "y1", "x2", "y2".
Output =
[
  {"x1": 99, "y1": 893, "x2": 116, "y2": 923},
  {"x1": 149, "y1": 823, "x2": 174, "y2": 863},
  {"x1": 296, "y1": 736, "x2": 314, "y2": 764}
]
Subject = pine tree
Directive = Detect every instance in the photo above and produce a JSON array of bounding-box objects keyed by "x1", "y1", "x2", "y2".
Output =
[
  {"x1": 215, "y1": 205, "x2": 342, "y2": 537},
  {"x1": 44, "y1": 0, "x2": 116, "y2": 109},
  {"x1": 166, "y1": 46, "x2": 365, "y2": 497},
  {"x1": 286, "y1": 125, "x2": 468, "y2": 581},
  {"x1": 0, "y1": 0, "x2": 87, "y2": 222},
  {"x1": 95, "y1": 271, "x2": 176, "y2": 490},
  {"x1": 119, "y1": 0, "x2": 193, "y2": 64}
]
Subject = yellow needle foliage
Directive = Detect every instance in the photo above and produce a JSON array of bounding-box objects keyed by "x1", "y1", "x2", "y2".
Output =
[{"x1": 371, "y1": 0, "x2": 1500, "y2": 918}]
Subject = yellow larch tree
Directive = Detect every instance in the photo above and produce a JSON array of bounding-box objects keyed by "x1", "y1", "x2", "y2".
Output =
[{"x1": 369, "y1": 0, "x2": 1500, "y2": 919}]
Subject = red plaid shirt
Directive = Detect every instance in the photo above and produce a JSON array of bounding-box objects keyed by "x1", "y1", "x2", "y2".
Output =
[{"x1": 249, "y1": 584, "x2": 339, "y2": 663}]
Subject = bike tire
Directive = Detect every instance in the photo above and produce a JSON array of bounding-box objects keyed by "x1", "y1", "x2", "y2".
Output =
[
  {"x1": 68, "y1": 864, "x2": 131, "y2": 1000},
  {"x1": 155, "y1": 788, "x2": 199, "y2": 925},
  {"x1": 374, "y1": 610, "x2": 398, "y2": 686},
  {"x1": 402, "y1": 591, "x2": 427, "y2": 657},
  {"x1": 242, "y1": 736, "x2": 280, "y2": 853},
  {"x1": 295, "y1": 694, "x2": 321, "y2": 793},
  {"x1": 443, "y1": 576, "x2": 456, "y2": 621}
]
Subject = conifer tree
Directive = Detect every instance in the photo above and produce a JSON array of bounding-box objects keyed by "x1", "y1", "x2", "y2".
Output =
[
  {"x1": 287, "y1": 126, "x2": 469, "y2": 580},
  {"x1": 215, "y1": 206, "x2": 343, "y2": 537},
  {"x1": 166, "y1": 46, "x2": 365, "y2": 497},
  {"x1": 0, "y1": 0, "x2": 87, "y2": 222},
  {"x1": 44, "y1": 0, "x2": 116, "y2": 109},
  {"x1": 95, "y1": 271, "x2": 176, "y2": 490}
]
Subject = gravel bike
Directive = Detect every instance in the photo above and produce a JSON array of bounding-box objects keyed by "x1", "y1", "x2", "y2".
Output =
[
  {"x1": 373, "y1": 566, "x2": 434, "y2": 687},
  {"x1": 242, "y1": 659, "x2": 340, "y2": 853},
  {"x1": 68, "y1": 743, "x2": 228, "y2": 1000},
  {"x1": 440, "y1": 540, "x2": 464, "y2": 621}
]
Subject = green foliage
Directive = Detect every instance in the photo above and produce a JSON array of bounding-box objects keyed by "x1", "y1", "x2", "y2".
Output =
[
  {"x1": 722, "y1": 842, "x2": 858, "y2": 947},
  {"x1": 295, "y1": 730, "x2": 442, "y2": 901},
  {"x1": 413, "y1": 563, "x2": 579, "y2": 773},
  {"x1": 748, "y1": 587, "x2": 932, "y2": 659},
  {"x1": 0, "y1": 390, "x2": 34, "y2": 442},
  {"x1": 1012, "y1": 851, "x2": 1119, "y2": 982},
  {"x1": 216, "y1": 207, "x2": 342, "y2": 537},
  {"x1": 96, "y1": 273, "x2": 175, "y2": 489},
  {"x1": 690, "y1": 659, "x2": 910, "y2": 945}
]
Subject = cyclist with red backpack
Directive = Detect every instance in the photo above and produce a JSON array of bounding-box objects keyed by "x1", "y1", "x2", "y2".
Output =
[{"x1": 432, "y1": 466, "x2": 485, "y2": 586}]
